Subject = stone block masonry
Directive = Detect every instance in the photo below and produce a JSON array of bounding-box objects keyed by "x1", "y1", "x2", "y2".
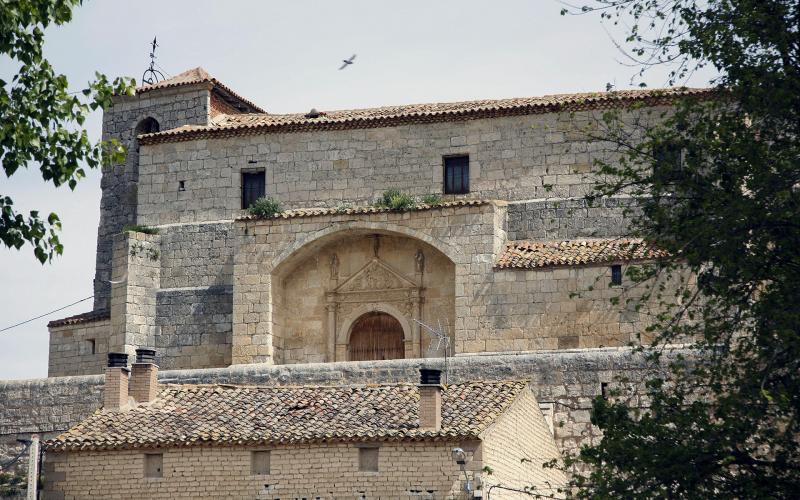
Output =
[
  {"x1": 94, "y1": 84, "x2": 214, "y2": 311},
  {"x1": 1, "y1": 348, "x2": 678, "y2": 472},
  {"x1": 155, "y1": 286, "x2": 232, "y2": 370},
  {"x1": 507, "y1": 197, "x2": 642, "y2": 241}
]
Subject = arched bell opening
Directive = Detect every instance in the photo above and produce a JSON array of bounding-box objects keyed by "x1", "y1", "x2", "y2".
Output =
[{"x1": 347, "y1": 311, "x2": 405, "y2": 361}]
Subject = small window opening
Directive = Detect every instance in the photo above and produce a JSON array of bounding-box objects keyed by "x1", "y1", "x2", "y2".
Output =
[
  {"x1": 134, "y1": 117, "x2": 160, "y2": 153},
  {"x1": 84, "y1": 338, "x2": 96, "y2": 355},
  {"x1": 252, "y1": 450, "x2": 270, "y2": 475},
  {"x1": 611, "y1": 265, "x2": 623, "y2": 286},
  {"x1": 359, "y1": 447, "x2": 379, "y2": 472},
  {"x1": 443, "y1": 155, "x2": 469, "y2": 194},
  {"x1": 653, "y1": 142, "x2": 683, "y2": 183},
  {"x1": 178, "y1": 180, "x2": 186, "y2": 191},
  {"x1": 144, "y1": 453, "x2": 163, "y2": 478},
  {"x1": 601, "y1": 382, "x2": 609, "y2": 399},
  {"x1": 242, "y1": 171, "x2": 266, "y2": 209}
]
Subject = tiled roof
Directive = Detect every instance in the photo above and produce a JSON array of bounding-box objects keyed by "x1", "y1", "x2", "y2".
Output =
[
  {"x1": 137, "y1": 67, "x2": 264, "y2": 113},
  {"x1": 495, "y1": 238, "x2": 667, "y2": 269},
  {"x1": 138, "y1": 87, "x2": 714, "y2": 145},
  {"x1": 48, "y1": 309, "x2": 110, "y2": 328},
  {"x1": 238, "y1": 199, "x2": 490, "y2": 221},
  {"x1": 47, "y1": 381, "x2": 528, "y2": 451}
]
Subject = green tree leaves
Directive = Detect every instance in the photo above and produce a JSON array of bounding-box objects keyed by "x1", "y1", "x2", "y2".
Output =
[
  {"x1": 559, "y1": 1, "x2": 800, "y2": 498},
  {"x1": 0, "y1": 0, "x2": 134, "y2": 263}
]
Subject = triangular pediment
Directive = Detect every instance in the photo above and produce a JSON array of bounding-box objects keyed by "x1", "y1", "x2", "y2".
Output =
[{"x1": 335, "y1": 258, "x2": 418, "y2": 293}]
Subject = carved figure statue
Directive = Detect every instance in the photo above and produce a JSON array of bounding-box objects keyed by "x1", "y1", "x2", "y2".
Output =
[
  {"x1": 330, "y1": 253, "x2": 339, "y2": 280},
  {"x1": 415, "y1": 249, "x2": 425, "y2": 274}
]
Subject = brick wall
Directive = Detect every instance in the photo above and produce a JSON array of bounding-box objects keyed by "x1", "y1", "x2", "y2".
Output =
[
  {"x1": 44, "y1": 442, "x2": 474, "y2": 499},
  {"x1": 481, "y1": 388, "x2": 566, "y2": 497}
]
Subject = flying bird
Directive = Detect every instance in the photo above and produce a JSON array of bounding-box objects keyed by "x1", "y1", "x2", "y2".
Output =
[
  {"x1": 339, "y1": 54, "x2": 356, "y2": 70},
  {"x1": 107, "y1": 271, "x2": 128, "y2": 285}
]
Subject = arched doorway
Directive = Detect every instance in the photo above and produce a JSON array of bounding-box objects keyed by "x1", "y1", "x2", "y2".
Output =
[{"x1": 348, "y1": 312, "x2": 405, "y2": 361}]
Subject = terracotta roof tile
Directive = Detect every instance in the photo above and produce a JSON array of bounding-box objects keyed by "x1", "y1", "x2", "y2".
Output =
[
  {"x1": 237, "y1": 199, "x2": 490, "y2": 221},
  {"x1": 48, "y1": 309, "x2": 110, "y2": 328},
  {"x1": 137, "y1": 67, "x2": 264, "y2": 113},
  {"x1": 46, "y1": 380, "x2": 528, "y2": 451},
  {"x1": 495, "y1": 238, "x2": 667, "y2": 269},
  {"x1": 139, "y1": 87, "x2": 714, "y2": 145}
]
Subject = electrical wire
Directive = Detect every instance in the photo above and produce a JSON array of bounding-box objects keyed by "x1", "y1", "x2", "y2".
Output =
[{"x1": 0, "y1": 295, "x2": 93, "y2": 334}]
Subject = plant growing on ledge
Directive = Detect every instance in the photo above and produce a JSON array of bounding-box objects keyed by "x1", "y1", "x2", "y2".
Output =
[
  {"x1": 421, "y1": 194, "x2": 443, "y2": 205},
  {"x1": 248, "y1": 196, "x2": 283, "y2": 217},
  {"x1": 375, "y1": 189, "x2": 416, "y2": 210},
  {"x1": 122, "y1": 224, "x2": 159, "y2": 235}
]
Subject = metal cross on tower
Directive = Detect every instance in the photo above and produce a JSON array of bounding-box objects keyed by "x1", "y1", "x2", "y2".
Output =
[{"x1": 141, "y1": 36, "x2": 166, "y2": 85}]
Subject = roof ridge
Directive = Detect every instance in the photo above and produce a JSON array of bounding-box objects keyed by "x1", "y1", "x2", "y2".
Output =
[{"x1": 159, "y1": 379, "x2": 527, "y2": 391}]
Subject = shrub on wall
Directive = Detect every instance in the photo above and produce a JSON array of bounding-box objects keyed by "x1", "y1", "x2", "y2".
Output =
[
  {"x1": 248, "y1": 197, "x2": 283, "y2": 218},
  {"x1": 375, "y1": 189, "x2": 416, "y2": 210}
]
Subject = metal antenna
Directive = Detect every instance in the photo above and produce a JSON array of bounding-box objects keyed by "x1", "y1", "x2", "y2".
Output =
[
  {"x1": 414, "y1": 318, "x2": 452, "y2": 384},
  {"x1": 141, "y1": 36, "x2": 166, "y2": 85}
]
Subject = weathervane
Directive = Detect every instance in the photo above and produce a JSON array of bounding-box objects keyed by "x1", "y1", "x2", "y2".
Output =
[
  {"x1": 141, "y1": 36, "x2": 166, "y2": 85},
  {"x1": 414, "y1": 318, "x2": 452, "y2": 384}
]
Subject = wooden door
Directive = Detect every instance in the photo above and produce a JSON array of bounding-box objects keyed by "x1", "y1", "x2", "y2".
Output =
[{"x1": 348, "y1": 312, "x2": 405, "y2": 361}]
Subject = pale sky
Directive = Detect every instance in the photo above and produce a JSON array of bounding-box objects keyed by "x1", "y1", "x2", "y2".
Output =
[{"x1": 0, "y1": 0, "x2": 716, "y2": 379}]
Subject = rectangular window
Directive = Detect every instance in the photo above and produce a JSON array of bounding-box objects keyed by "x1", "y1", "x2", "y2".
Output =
[
  {"x1": 242, "y1": 171, "x2": 266, "y2": 209},
  {"x1": 82, "y1": 338, "x2": 96, "y2": 355},
  {"x1": 358, "y1": 447, "x2": 379, "y2": 472},
  {"x1": 144, "y1": 453, "x2": 163, "y2": 478},
  {"x1": 251, "y1": 450, "x2": 270, "y2": 475},
  {"x1": 611, "y1": 265, "x2": 622, "y2": 286},
  {"x1": 443, "y1": 156, "x2": 469, "y2": 194},
  {"x1": 653, "y1": 142, "x2": 683, "y2": 183}
]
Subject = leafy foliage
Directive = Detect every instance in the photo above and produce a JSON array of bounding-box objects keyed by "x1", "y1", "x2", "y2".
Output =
[
  {"x1": 0, "y1": 470, "x2": 26, "y2": 497},
  {"x1": 557, "y1": 0, "x2": 800, "y2": 498},
  {"x1": 0, "y1": 0, "x2": 135, "y2": 263},
  {"x1": 247, "y1": 196, "x2": 283, "y2": 218},
  {"x1": 421, "y1": 193, "x2": 443, "y2": 205},
  {"x1": 374, "y1": 189, "x2": 417, "y2": 210}
]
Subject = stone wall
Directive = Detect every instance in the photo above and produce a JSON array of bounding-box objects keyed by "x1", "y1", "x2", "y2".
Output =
[
  {"x1": 0, "y1": 347, "x2": 674, "y2": 473},
  {"x1": 44, "y1": 442, "x2": 475, "y2": 500},
  {"x1": 232, "y1": 203, "x2": 500, "y2": 365},
  {"x1": 134, "y1": 108, "x2": 661, "y2": 227},
  {"x1": 506, "y1": 197, "x2": 641, "y2": 241},
  {"x1": 158, "y1": 222, "x2": 233, "y2": 289},
  {"x1": 154, "y1": 286, "x2": 232, "y2": 370},
  {"x1": 94, "y1": 84, "x2": 212, "y2": 311},
  {"x1": 47, "y1": 320, "x2": 110, "y2": 378},
  {"x1": 0, "y1": 375, "x2": 103, "y2": 472}
]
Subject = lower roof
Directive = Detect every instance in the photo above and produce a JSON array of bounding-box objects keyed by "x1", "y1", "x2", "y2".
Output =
[{"x1": 47, "y1": 380, "x2": 528, "y2": 452}]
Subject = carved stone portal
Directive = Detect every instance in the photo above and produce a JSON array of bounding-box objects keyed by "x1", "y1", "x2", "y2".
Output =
[{"x1": 325, "y1": 256, "x2": 424, "y2": 361}]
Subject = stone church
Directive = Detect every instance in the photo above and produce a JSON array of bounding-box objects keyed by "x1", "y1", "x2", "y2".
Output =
[{"x1": 1, "y1": 67, "x2": 708, "y2": 498}]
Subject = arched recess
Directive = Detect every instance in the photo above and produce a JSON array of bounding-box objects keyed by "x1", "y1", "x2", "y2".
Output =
[
  {"x1": 133, "y1": 117, "x2": 160, "y2": 153},
  {"x1": 269, "y1": 230, "x2": 455, "y2": 364}
]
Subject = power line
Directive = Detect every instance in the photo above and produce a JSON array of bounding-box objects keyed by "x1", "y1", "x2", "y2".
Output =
[{"x1": 0, "y1": 295, "x2": 93, "y2": 334}]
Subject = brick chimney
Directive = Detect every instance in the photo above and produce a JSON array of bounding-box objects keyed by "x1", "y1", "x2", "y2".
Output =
[
  {"x1": 419, "y1": 368, "x2": 443, "y2": 431},
  {"x1": 104, "y1": 352, "x2": 129, "y2": 410},
  {"x1": 130, "y1": 348, "x2": 158, "y2": 404}
]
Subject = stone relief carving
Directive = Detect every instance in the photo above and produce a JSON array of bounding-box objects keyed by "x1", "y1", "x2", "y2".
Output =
[
  {"x1": 414, "y1": 249, "x2": 425, "y2": 274},
  {"x1": 329, "y1": 253, "x2": 339, "y2": 280},
  {"x1": 327, "y1": 254, "x2": 424, "y2": 360}
]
